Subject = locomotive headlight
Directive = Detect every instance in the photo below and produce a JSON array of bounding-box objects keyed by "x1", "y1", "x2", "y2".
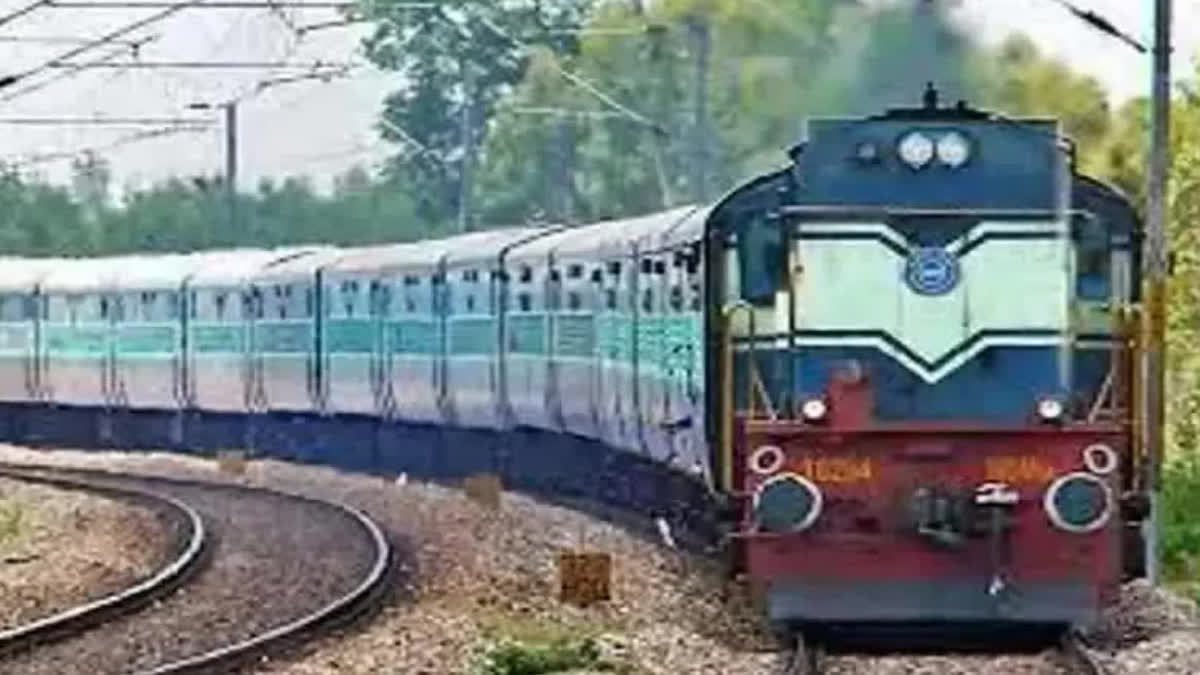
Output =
[
  {"x1": 1044, "y1": 472, "x2": 1114, "y2": 533},
  {"x1": 753, "y1": 473, "x2": 823, "y2": 533},
  {"x1": 897, "y1": 131, "x2": 934, "y2": 168},
  {"x1": 801, "y1": 398, "x2": 828, "y2": 422},
  {"x1": 1036, "y1": 396, "x2": 1065, "y2": 422},
  {"x1": 936, "y1": 131, "x2": 971, "y2": 168}
]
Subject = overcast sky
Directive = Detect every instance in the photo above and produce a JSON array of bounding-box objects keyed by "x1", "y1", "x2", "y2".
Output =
[{"x1": 0, "y1": 0, "x2": 1193, "y2": 195}]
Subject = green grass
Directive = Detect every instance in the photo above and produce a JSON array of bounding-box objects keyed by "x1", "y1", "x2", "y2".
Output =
[
  {"x1": 473, "y1": 612, "x2": 633, "y2": 675},
  {"x1": 0, "y1": 501, "x2": 23, "y2": 544},
  {"x1": 1162, "y1": 452, "x2": 1200, "y2": 583},
  {"x1": 478, "y1": 637, "x2": 618, "y2": 675}
]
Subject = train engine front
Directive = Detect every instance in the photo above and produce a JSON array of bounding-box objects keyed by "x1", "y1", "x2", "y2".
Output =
[{"x1": 709, "y1": 88, "x2": 1145, "y2": 632}]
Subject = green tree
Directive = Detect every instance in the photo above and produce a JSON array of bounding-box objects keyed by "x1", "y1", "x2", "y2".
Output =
[{"x1": 359, "y1": 0, "x2": 594, "y2": 228}]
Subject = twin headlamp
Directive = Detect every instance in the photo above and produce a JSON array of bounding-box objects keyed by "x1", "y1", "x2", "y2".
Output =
[{"x1": 896, "y1": 130, "x2": 972, "y2": 169}]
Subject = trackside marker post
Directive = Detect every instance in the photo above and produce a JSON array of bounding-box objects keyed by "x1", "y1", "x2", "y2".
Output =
[
  {"x1": 557, "y1": 551, "x2": 612, "y2": 607},
  {"x1": 463, "y1": 472, "x2": 502, "y2": 510},
  {"x1": 216, "y1": 450, "x2": 247, "y2": 475}
]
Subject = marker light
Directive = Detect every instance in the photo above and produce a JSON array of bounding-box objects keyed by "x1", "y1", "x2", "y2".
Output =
[
  {"x1": 801, "y1": 398, "x2": 828, "y2": 422},
  {"x1": 749, "y1": 445, "x2": 785, "y2": 476},
  {"x1": 855, "y1": 141, "x2": 880, "y2": 163},
  {"x1": 897, "y1": 131, "x2": 934, "y2": 168},
  {"x1": 753, "y1": 473, "x2": 823, "y2": 533},
  {"x1": 1044, "y1": 472, "x2": 1113, "y2": 533},
  {"x1": 1083, "y1": 443, "x2": 1118, "y2": 475},
  {"x1": 1036, "y1": 397, "x2": 1065, "y2": 422},
  {"x1": 936, "y1": 131, "x2": 971, "y2": 168}
]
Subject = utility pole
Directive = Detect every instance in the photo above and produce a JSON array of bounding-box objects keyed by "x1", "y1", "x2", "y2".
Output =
[
  {"x1": 224, "y1": 102, "x2": 238, "y2": 231},
  {"x1": 187, "y1": 99, "x2": 238, "y2": 228},
  {"x1": 457, "y1": 58, "x2": 475, "y2": 233},
  {"x1": 685, "y1": 14, "x2": 710, "y2": 203},
  {"x1": 555, "y1": 115, "x2": 576, "y2": 223},
  {"x1": 648, "y1": 22, "x2": 674, "y2": 208},
  {"x1": 1143, "y1": 0, "x2": 1172, "y2": 587}
]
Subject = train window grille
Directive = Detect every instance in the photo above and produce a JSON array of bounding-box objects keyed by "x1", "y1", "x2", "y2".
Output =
[
  {"x1": 641, "y1": 289, "x2": 654, "y2": 314},
  {"x1": 465, "y1": 294, "x2": 476, "y2": 313},
  {"x1": 214, "y1": 292, "x2": 228, "y2": 321},
  {"x1": 604, "y1": 289, "x2": 617, "y2": 311},
  {"x1": 517, "y1": 292, "x2": 532, "y2": 313},
  {"x1": 567, "y1": 291, "x2": 582, "y2": 311},
  {"x1": 669, "y1": 285, "x2": 684, "y2": 313},
  {"x1": 690, "y1": 283, "x2": 702, "y2": 312}
]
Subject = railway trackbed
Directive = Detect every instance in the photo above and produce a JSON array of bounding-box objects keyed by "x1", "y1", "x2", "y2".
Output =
[
  {"x1": 0, "y1": 462, "x2": 393, "y2": 675},
  {"x1": 779, "y1": 631, "x2": 1112, "y2": 675}
]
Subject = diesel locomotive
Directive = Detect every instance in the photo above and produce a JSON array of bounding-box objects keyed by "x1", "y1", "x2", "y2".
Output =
[{"x1": 0, "y1": 89, "x2": 1146, "y2": 633}]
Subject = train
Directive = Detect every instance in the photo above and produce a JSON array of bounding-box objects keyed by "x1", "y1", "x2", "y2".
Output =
[{"x1": 0, "y1": 87, "x2": 1148, "y2": 636}]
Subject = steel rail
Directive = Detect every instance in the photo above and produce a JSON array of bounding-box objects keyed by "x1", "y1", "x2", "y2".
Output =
[
  {"x1": 0, "y1": 461, "x2": 394, "y2": 674},
  {"x1": 1058, "y1": 631, "x2": 1110, "y2": 675},
  {"x1": 0, "y1": 466, "x2": 209, "y2": 658},
  {"x1": 780, "y1": 631, "x2": 823, "y2": 675}
]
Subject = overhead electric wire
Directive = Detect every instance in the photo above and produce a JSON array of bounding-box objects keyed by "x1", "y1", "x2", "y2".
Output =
[
  {"x1": 0, "y1": 39, "x2": 155, "y2": 102},
  {"x1": 41, "y1": 1, "x2": 355, "y2": 7},
  {"x1": 12, "y1": 124, "x2": 207, "y2": 166},
  {"x1": 470, "y1": 14, "x2": 666, "y2": 135},
  {"x1": 0, "y1": 1, "x2": 55, "y2": 31},
  {"x1": 0, "y1": 0, "x2": 210, "y2": 94},
  {"x1": 0, "y1": 116, "x2": 212, "y2": 124},
  {"x1": 1046, "y1": 0, "x2": 1148, "y2": 53},
  {"x1": 0, "y1": 34, "x2": 148, "y2": 46},
  {"x1": 48, "y1": 59, "x2": 353, "y2": 68}
]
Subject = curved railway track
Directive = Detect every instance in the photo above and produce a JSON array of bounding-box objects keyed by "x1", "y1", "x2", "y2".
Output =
[
  {"x1": 0, "y1": 462, "x2": 393, "y2": 675},
  {"x1": 0, "y1": 467, "x2": 207, "y2": 658}
]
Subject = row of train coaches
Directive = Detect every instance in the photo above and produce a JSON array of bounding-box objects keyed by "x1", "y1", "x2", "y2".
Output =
[{"x1": 0, "y1": 205, "x2": 712, "y2": 478}]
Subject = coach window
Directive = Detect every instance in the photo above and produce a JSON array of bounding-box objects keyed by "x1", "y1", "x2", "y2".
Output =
[
  {"x1": 1074, "y1": 217, "x2": 1112, "y2": 301},
  {"x1": 737, "y1": 216, "x2": 784, "y2": 306},
  {"x1": 641, "y1": 288, "x2": 654, "y2": 314},
  {"x1": 214, "y1": 292, "x2": 228, "y2": 321},
  {"x1": 669, "y1": 284, "x2": 684, "y2": 313},
  {"x1": 567, "y1": 291, "x2": 582, "y2": 311}
]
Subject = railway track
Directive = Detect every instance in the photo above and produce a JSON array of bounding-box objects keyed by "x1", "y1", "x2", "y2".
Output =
[
  {"x1": 778, "y1": 630, "x2": 1111, "y2": 675},
  {"x1": 0, "y1": 462, "x2": 393, "y2": 675},
  {"x1": 1058, "y1": 632, "x2": 1111, "y2": 675},
  {"x1": 0, "y1": 468, "x2": 207, "y2": 658}
]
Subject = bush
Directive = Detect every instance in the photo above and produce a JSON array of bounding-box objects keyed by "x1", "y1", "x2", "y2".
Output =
[
  {"x1": 478, "y1": 637, "x2": 614, "y2": 675},
  {"x1": 1162, "y1": 453, "x2": 1200, "y2": 578}
]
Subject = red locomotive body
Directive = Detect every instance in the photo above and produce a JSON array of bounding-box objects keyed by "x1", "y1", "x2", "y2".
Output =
[{"x1": 732, "y1": 371, "x2": 1127, "y2": 626}]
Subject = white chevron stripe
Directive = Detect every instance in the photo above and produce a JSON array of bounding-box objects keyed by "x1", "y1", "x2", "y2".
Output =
[{"x1": 793, "y1": 221, "x2": 1071, "y2": 382}]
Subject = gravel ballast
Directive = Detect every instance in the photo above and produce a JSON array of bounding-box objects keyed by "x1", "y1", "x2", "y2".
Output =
[
  {"x1": 0, "y1": 475, "x2": 168, "y2": 631},
  {"x1": 0, "y1": 456, "x2": 379, "y2": 675},
  {"x1": 0, "y1": 444, "x2": 1196, "y2": 675}
]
